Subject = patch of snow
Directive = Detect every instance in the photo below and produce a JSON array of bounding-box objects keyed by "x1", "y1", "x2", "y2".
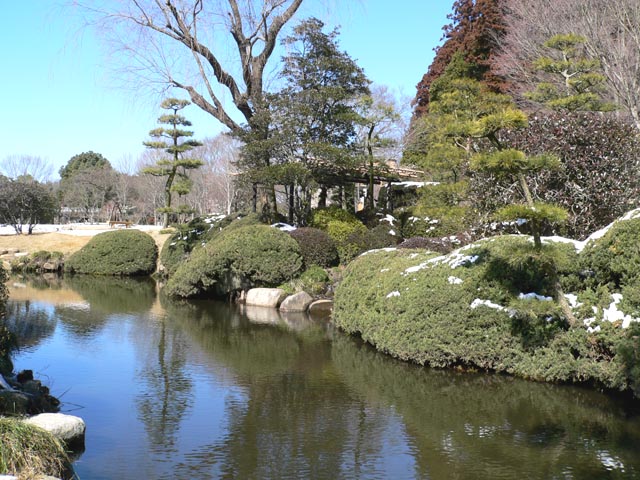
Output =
[
  {"x1": 587, "y1": 325, "x2": 601, "y2": 333},
  {"x1": 575, "y1": 208, "x2": 640, "y2": 252},
  {"x1": 390, "y1": 181, "x2": 440, "y2": 187},
  {"x1": 380, "y1": 268, "x2": 390, "y2": 273},
  {"x1": 389, "y1": 229, "x2": 396, "y2": 236},
  {"x1": 602, "y1": 293, "x2": 638, "y2": 328},
  {"x1": 360, "y1": 247, "x2": 397, "y2": 257},
  {"x1": 448, "y1": 276, "x2": 463, "y2": 285},
  {"x1": 564, "y1": 294, "x2": 581, "y2": 308},
  {"x1": 386, "y1": 291, "x2": 401, "y2": 298},
  {"x1": 14, "y1": 252, "x2": 29, "y2": 257},
  {"x1": 542, "y1": 236, "x2": 584, "y2": 251},
  {"x1": 271, "y1": 222, "x2": 296, "y2": 232},
  {"x1": 470, "y1": 299, "x2": 505, "y2": 311},
  {"x1": 380, "y1": 214, "x2": 396, "y2": 224},
  {"x1": 518, "y1": 292, "x2": 553, "y2": 301}
]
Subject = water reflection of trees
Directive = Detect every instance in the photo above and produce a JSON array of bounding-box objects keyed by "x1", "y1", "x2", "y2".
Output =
[
  {"x1": 154, "y1": 298, "x2": 405, "y2": 479},
  {"x1": 331, "y1": 335, "x2": 640, "y2": 479},
  {"x1": 135, "y1": 314, "x2": 193, "y2": 456},
  {"x1": 3, "y1": 301, "x2": 56, "y2": 350},
  {"x1": 64, "y1": 275, "x2": 156, "y2": 314}
]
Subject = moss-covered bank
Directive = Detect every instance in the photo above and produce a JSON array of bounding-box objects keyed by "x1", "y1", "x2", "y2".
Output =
[{"x1": 333, "y1": 232, "x2": 640, "y2": 397}]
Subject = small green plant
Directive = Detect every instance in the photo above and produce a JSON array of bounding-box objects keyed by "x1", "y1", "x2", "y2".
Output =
[{"x1": 65, "y1": 230, "x2": 158, "y2": 276}]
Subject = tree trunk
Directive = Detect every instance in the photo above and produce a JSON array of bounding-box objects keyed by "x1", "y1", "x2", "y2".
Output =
[{"x1": 288, "y1": 184, "x2": 295, "y2": 224}]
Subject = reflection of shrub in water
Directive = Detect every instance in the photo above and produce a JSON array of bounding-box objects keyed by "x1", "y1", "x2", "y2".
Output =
[
  {"x1": 331, "y1": 334, "x2": 640, "y2": 479},
  {"x1": 65, "y1": 276, "x2": 156, "y2": 314}
]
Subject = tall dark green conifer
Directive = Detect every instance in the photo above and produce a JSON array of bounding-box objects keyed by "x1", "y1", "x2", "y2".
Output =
[{"x1": 143, "y1": 98, "x2": 203, "y2": 227}]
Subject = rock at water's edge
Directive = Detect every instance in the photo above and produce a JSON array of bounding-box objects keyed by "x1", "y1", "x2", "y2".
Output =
[
  {"x1": 24, "y1": 413, "x2": 86, "y2": 445},
  {"x1": 245, "y1": 288, "x2": 286, "y2": 308},
  {"x1": 280, "y1": 291, "x2": 313, "y2": 312}
]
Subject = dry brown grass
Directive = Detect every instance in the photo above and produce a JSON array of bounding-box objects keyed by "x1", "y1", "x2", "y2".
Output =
[
  {"x1": 0, "y1": 418, "x2": 71, "y2": 479},
  {"x1": 0, "y1": 229, "x2": 170, "y2": 257}
]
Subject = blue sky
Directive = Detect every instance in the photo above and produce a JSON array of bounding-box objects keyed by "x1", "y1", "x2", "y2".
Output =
[{"x1": 3, "y1": 1, "x2": 453, "y2": 179}]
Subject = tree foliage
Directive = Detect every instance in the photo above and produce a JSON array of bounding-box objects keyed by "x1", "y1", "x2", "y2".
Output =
[
  {"x1": 496, "y1": 0, "x2": 640, "y2": 129},
  {"x1": 413, "y1": 0, "x2": 508, "y2": 116},
  {"x1": 476, "y1": 112, "x2": 640, "y2": 238},
  {"x1": 59, "y1": 151, "x2": 110, "y2": 180},
  {"x1": 142, "y1": 98, "x2": 204, "y2": 227},
  {"x1": 0, "y1": 176, "x2": 57, "y2": 234},
  {"x1": 59, "y1": 151, "x2": 116, "y2": 223},
  {"x1": 237, "y1": 17, "x2": 370, "y2": 224},
  {"x1": 526, "y1": 33, "x2": 615, "y2": 112}
]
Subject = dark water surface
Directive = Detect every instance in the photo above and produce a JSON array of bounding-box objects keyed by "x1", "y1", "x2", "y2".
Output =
[{"x1": 5, "y1": 275, "x2": 640, "y2": 479}]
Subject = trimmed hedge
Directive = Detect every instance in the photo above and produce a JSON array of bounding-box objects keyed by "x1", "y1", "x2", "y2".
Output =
[
  {"x1": 65, "y1": 230, "x2": 158, "y2": 276},
  {"x1": 333, "y1": 236, "x2": 638, "y2": 396},
  {"x1": 289, "y1": 227, "x2": 339, "y2": 268},
  {"x1": 160, "y1": 213, "x2": 264, "y2": 276},
  {"x1": 165, "y1": 224, "x2": 303, "y2": 298},
  {"x1": 580, "y1": 217, "x2": 640, "y2": 289}
]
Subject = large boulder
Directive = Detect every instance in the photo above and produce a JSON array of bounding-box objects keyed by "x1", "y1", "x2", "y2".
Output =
[
  {"x1": 245, "y1": 288, "x2": 286, "y2": 308},
  {"x1": 279, "y1": 291, "x2": 313, "y2": 312},
  {"x1": 24, "y1": 413, "x2": 86, "y2": 447}
]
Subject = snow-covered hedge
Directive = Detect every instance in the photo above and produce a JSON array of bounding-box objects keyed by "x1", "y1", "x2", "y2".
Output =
[{"x1": 334, "y1": 224, "x2": 640, "y2": 396}]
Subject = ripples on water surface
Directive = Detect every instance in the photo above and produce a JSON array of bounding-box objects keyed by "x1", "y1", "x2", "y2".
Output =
[{"x1": 4, "y1": 276, "x2": 640, "y2": 479}]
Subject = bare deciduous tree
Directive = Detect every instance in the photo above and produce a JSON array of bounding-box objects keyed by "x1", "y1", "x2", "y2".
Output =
[
  {"x1": 0, "y1": 155, "x2": 54, "y2": 182},
  {"x1": 497, "y1": 0, "x2": 640, "y2": 129},
  {"x1": 189, "y1": 134, "x2": 240, "y2": 215},
  {"x1": 73, "y1": 0, "x2": 307, "y2": 213}
]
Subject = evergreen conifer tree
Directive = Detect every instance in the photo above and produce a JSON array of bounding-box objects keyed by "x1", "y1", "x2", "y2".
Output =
[{"x1": 143, "y1": 98, "x2": 204, "y2": 227}]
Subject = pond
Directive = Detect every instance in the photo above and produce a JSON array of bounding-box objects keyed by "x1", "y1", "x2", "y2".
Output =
[{"x1": 4, "y1": 275, "x2": 640, "y2": 479}]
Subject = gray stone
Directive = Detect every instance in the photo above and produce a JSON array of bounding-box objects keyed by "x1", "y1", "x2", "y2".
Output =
[
  {"x1": 42, "y1": 262, "x2": 57, "y2": 271},
  {"x1": 245, "y1": 288, "x2": 286, "y2": 308},
  {"x1": 279, "y1": 291, "x2": 313, "y2": 312},
  {"x1": 308, "y1": 299, "x2": 333, "y2": 315},
  {"x1": 24, "y1": 413, "x2": 86, "y2": 444}
]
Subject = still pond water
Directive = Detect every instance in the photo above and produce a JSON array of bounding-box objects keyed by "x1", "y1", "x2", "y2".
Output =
[{"x1": 4, "y1": 275, "x2": 640, "y2": 479}]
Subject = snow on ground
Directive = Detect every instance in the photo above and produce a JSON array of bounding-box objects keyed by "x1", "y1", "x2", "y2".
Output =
[
  {"x1": 543, "y1": 207, "x2": 640, "y2": 252},
  {"x1": 0, "y1": 223, "x2": 164, "y2": 237}
]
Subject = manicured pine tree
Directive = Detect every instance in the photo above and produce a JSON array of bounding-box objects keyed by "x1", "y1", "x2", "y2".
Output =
[
  {"x1": 143, "y1": 98, "x2": 204, "y2": 227},
  {"x1": 526, "y1": 33, "x2": 616, "y2": 112},
  {"x1": 411, "y1": 53, "x2": 576, "y2": 324}
]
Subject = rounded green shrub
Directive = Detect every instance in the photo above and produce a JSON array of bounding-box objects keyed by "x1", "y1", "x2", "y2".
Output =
[
  {"x1": 580, "y1": 218, "x2": 640, "y2": 289},
  {"x1": 310, "y1": 206, "x2": 360, "y2": 230},
  {"x1": 165, "y1": 224, "x2": 303, "y2": 298},
  {"x1": 363, "y1": 224, "x2": 399, "y2": 250},
  {"x1": 65, "y1": 229, "x2": 158, "y2": 276},
  {"x1": 333, "y1": 236, "x2": 636, "y2": 395},
  {"x1": 327, "y1": 220, "x2": 368, "y2": 264},
  {"x1": 160, "y1": 217, "x2": 213, "y2": 276},
  {"x1": 289, "y1": 227, "x2": 339, "y2": 268}
]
